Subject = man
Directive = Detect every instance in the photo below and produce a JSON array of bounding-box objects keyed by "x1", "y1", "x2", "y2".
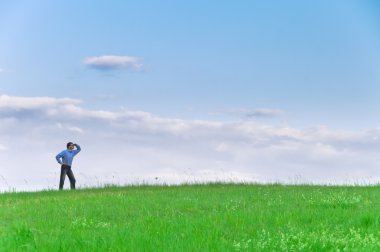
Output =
[{"x1": 55, "y1": 142, "x2": 81, "y2": 190}]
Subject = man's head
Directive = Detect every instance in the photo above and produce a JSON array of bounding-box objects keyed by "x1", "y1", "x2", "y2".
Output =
[{"x1": 67, "y1": 142, "x2": 75, "y2": 150}]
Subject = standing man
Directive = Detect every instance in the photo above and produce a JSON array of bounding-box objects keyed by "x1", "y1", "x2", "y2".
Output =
[{"x1": 55, "y1": 142, "x2": 81, "y2": 190}]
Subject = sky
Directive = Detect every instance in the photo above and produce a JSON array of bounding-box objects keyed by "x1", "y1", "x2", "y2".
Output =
[{"x1": 1, "y1": 0, "x2": 380, "y2": 191}]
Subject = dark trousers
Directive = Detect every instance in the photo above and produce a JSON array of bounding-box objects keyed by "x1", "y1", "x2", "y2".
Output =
[{"x1": 59, "y1": 165, "x2": 76, "y2": 190}]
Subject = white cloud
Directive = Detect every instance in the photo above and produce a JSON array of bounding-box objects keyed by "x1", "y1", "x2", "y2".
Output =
[
  {"x1": 68, "y1": 126, "x2": 84, "y2": 134},
  {"x1": 1, "y1": 94, "x2": 380, "y2": 191},
  {"x1": 0, "y1": 95, "x2": 81, "y2": 110},
  {"x1": 83, "y1": 55, "x2": 143, "y2": 71},
  {"x1": 0, "y1": 144, "x2": 7, "y2": 151}
]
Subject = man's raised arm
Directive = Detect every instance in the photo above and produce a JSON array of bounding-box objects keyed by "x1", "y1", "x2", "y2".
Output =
[{"x1": 74, "y1": 144, "x2": 81, "y2": 155}]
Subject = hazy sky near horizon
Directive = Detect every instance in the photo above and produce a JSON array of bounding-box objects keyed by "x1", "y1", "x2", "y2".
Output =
[{"x1": 1, "y1": 1, "x2": 380, "y2": 190}]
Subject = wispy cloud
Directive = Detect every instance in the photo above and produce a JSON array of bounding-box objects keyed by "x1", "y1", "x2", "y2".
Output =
[
  {"x1": 212, "y1": 108, "x2": 284, "y2": 118},
  {"x1": 68, "y1": 126, "x2": 84, "y2": 133},
  {"x1": 245, "y1": 108, "x2": 283, "y2": 118},
  {"x1": 83, "y1": 55, "x2": 143, "y2": 71},
  {"x1": 95, "y1": 94, "x2": 117, "y2": 101}
]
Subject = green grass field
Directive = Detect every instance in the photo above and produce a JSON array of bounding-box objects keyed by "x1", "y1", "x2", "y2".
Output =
[{"x1": 1, "y1": 183, "x2": 380, "y2": 251}]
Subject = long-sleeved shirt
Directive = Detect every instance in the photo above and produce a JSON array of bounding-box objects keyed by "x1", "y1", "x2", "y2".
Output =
[{"x1": 55, "y1": 144, "x2": 81, "y2": 166}]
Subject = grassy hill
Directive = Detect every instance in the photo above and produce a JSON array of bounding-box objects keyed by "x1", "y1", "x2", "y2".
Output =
[{"x1": 1, "y1": 183, "x2": 380, "y2": 251}]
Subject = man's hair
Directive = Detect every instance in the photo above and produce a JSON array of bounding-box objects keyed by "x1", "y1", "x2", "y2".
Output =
[{"x1": 67, "y1": 142, "x2": 74, "y2": 148}]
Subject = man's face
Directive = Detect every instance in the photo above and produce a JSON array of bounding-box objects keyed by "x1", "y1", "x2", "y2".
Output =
[{"x1": 68, "y1": 144, "x2": 75, "y2": 150}]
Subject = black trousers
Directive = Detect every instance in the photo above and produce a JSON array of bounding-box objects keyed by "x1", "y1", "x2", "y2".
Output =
[{"x1": 59, "y1": 165, "x2": 76, "y2": 190}]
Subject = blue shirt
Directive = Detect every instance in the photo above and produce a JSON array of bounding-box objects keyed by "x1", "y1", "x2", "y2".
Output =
[{"x1": 55, "y1": 144, "x2": 81, "y2": 166}]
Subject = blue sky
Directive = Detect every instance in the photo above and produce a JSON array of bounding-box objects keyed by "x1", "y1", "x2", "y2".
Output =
[
  {"x1": 1, "y1": 0, "x2": 380, "y2": 127},
  {"x1": 1, "y1": 1, "x2": 380, "y2": 190}
]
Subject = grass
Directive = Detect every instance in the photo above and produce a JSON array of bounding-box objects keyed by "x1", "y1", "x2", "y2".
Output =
[{"x1": 1, "y1": 183, "x2": 380, "y2": 251}]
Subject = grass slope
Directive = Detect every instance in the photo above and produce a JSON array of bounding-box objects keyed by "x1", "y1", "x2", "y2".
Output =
[{"x1": 1, "y1": 183, "x2": 380, "y2": 251}]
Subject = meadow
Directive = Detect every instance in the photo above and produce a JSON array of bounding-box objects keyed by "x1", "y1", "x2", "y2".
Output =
[{"x1": 1, "y1": 183, "x2": 380, "y2": 251}]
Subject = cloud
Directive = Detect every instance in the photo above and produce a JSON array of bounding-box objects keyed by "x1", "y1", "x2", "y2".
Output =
[
  {"x1": 0, "y1": 95, "x2": 81, "y2": 110},
  {"x1": 68, "y1": 126, "x2": 84, "y2": 133},
  {"x1": 83, "y1": 55, "x2": 143, "y2": 71},
  {"x1": 95, "y1": 94, "x2": 117, "y2": 101},
  {"x1": 1, "y1": 94, "x2": 380, "y2": 191},
  {"x1": 0, "y1": 95, "x2": 83, "y2": 120},
  {"x1": 245, "y1": 108, "x2": 283, "y2": 118},
  {"x1": 212, "y1": 108, "x2": 284, "y2": 119},
  {"x1": 0, "y1": 144, "x2": 7, "y2": 151}
]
